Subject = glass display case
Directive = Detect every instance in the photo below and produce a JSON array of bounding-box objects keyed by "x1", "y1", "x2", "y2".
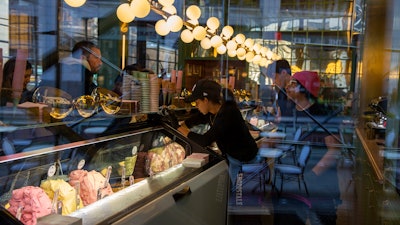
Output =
[{"x1": 0, "y1": 117, "x2": 229, "y2": 225}]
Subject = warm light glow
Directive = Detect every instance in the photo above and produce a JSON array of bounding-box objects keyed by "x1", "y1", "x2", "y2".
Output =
[
  {"x1": 206, "y1": 17, "x2": 220, "y2": 30},
  {"x1": 155, "y1": 19, "x2": 170, "y2": 36},
  {"x1": 162, "y1": 5, "x2": 177, "y2": 15},
  {"x1": 260, "y1": 47, "x2": 269, "y2": 57},
  {"x1": 180, "y1": 29, "x2": 194, "y2": 43},
  {"x1": 227, "y1": 49, "x2": 237, "y2": 57},
  {"x1": 64, "y1": 0, "x2": 86, "y2": 7},
  {"x1": 192, "y1": 26, "x2": 206, "y2": 40},
  {"x1": 259, "y1": 58, "x2": 268, "y2": 67},
  {"x1": 159, "y1": 0, "x2": 175, "y2": 6},
  {"x1": 235, "y1": 33, "x2": 246, "y2": 44},
  {"x1": 222, "y1": 26, "x2": 234, "y2": 38},
  {"x1": 236, "y1": 47, "x2": 246, "y2": 57},
  {"x1": 238, "y1": 55, "x2": 246, "y2": 60},
  {"x1": 210, "y1": 35, "x2": 223, "y2": 48},
  {"x1": 131, "y1": 0, "x2": 151, "y2": 18},
  {"x1": 253, "y1": 43, "x2": 261, "y2": 54},
  {"x1": 200, "y1": 38, "x2": 212, "y2": 49},
  {"x1": 167, "y1": 15, "x2": 183, "y2": 32},
  {"x1": 244, "y1": 38, "x2": 254, "y2": 49},
  {"x1": 186, "y1": 19, "x2": 199, "y2": 28},
  {"x1": 252, "y1": 54, "x2": 262, "y2": 64},
  {"x1": 216, "y1": 45, "x2": 227, "y2": 54},
  {"x1": 226, "y1": 40, "x2": 237, "y2": 51},
  {"x1": 266, "y1": 50, "x2": 273, "y2": 59},
  {"x1": 245, "y1": 52, "x2": 255, "y2": 62},
  {"x1": 116, "y1": 3, "x2": 135, "y2": 23},
  {"x1": 186, "y1": 5, "x2": 201, "y2": 20}
]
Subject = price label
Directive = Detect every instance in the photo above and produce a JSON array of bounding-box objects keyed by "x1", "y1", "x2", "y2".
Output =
[
  {"x1": 77, "y1": 159, "x2": 85, "y2": 170},
  {"x1": 48, "y1": 164, "x2": 56, "y2": 177},
  {"x1": 132, "y1": 146, "x2": 137, "y2": 155}
]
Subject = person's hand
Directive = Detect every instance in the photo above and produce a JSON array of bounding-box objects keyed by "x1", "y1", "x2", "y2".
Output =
[{"x1": 177, "y1": 126, "x2": 190, "y2": 137}]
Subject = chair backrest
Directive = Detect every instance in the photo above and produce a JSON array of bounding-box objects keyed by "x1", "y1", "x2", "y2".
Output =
[
  {"x1": 294, "y1": 127, "x2": 302, "y2": 141},
  {"x1": 297, "y1": 145, "x2": 311, "y2": 168},
  {"x1": 2, "y1": 137, "x2": 15, "y2": 155}
]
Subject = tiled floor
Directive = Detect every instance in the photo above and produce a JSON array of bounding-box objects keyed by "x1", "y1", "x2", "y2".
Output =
[{"x1": 227, "y1": 146, "x2": 356, "y2": 225}]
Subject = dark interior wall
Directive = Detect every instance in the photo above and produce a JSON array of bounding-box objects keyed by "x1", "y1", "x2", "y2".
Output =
[{"x1": 359, "y1": 0, "x2": 392, "y2": 113}]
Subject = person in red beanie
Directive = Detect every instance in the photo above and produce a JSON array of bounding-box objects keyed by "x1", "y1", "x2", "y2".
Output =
[{"x1": 285, "y1": 70, "x2": 341, "y2": 225}]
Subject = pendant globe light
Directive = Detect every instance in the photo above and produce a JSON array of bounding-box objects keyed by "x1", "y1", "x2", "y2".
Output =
[
  {"x1": 131, "y1": 0, "x2": 151, "y2": 18},
  {"x1": 116, "y1": 3, "x2": 135, "y2": 23},
  {"x1": 155, "y1": 19, "x2": 170, "y2": 36},
  {"x1": 186, "y1": 5, "x2": 201, "y2": 20},
  {"x1": 167, "y1": 15, "x2": 183, "y2": 32},
  {"x1": 64, "y1": 0, "x2": 86, "y2": 7},
  {"x1": 181, "y1": 29, "x2": 194, "y2": 43}
]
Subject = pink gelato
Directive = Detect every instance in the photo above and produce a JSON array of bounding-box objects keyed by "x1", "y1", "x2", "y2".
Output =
[
  {"x1": 68, "y1": 170, "x2": 113, "y2": 206},
  {"x1": 7, "y1": 186, "x2": 52, "y2": 225}
]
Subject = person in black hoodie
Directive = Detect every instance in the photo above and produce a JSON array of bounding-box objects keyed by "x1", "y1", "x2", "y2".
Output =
[{"x1": 177, "y1": 79, "x2": 259, "y2": 186}]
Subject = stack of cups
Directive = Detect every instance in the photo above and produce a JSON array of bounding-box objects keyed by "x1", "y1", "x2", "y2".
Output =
[{"x1": 148, "y1": 73, "x2": 160, "y2": 112}]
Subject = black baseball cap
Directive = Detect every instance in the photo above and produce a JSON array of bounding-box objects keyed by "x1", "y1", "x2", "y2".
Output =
[{"x1": 185, "y1": 79, "x2": 222, "y2": 103}]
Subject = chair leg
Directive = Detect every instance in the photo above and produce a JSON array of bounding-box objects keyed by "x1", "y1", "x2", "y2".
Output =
[
  {"x1": 297, "y1": 175, "x2": 302, "y2": 191},
  {"x1": 273, "y1": 169, "x2": 278, "y2": 194},
  {"x1": 291, "y1": 150, "x2": 297, "y2": 164},
  {"x1": 302, "y1": 175, "x2": 309, "y2": 196}
]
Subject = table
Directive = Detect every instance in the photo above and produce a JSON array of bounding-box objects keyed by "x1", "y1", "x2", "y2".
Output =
[{"x1": 258, "y1": 147, "x2": 284, "y2": 186}]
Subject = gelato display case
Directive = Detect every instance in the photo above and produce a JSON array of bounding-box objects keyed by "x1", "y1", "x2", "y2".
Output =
[{"x1": 0, "y1": 116, "x2": 229, "y2": 225}]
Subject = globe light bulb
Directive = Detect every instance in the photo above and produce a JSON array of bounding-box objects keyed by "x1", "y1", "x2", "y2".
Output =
[
  {"x1": 155, "y1": 19, "x2": 170, "y2": 36},
  {"x1": 253, "y1": 43, "x2": 262, "y2": 54},
  {"x1": 186, "y1": 19, "x2": 199, "y2": 28},
  {"x1": 236, "y1": 47, "x2": 246, "y2": 57},
  {"x1": 244, "y1": 38, "x2": 254, "y2": 49},
  {"x1": 116, "y1": 3, "x2": 135, "y2": 23},
  {"x1": 227, "y1": 49, "x2": 237, "y2": 57},
  {"x1": 181, "y1": 29, "x2": 194, "y2": 43},
  {"x1": 186, "y1": 5, "x2": 201, "y2": 20},
  {"x1": 131, "y1": 0, "x2": 151, "y2": 18},
  {"x1": 260, "y1": 46, "x2": 269, "y2": 57},
  {"x1": 226, "y1": 40, "x2": 237, "y2": 51},
  {"x1": 192, "y1": 26, "x2": 206, "y2": 40},
  {"x1": 163, "y1": 5, "x2": 177, "y2": 15},
  {"x1": 245, "y1": 51, "x2": 255, "y2": 62},
  {"x1": 222, "y1": 26, "x2": 234, "y2": 38},
  {"x1": 159, "y1": 0, "x2": 174, "y2": 6},
  {"x1": 259, "y1": 57, "x2": 268, "y2": 67},
  {"x1": 210, "y1": 35, "x2": 223, "y2": 48},
  {"x1": 235, "y1": 33, "x2": 245, "y2": 44},
  {"x1": 206, "y1": 17, "x2": 220, "y2": 30},
  {"x1": 200, "y1": 38, "x2": 212, "y2": 49},
  {"x1": 238, "y1": 55, "x2": 246, "y2": 60},
  {"x1": 253, "y1": 54, "x2": 262, "y2": 64},
  {"x1": 216, "y1": 45, "x2": 227, "y2": 55},
  {"x1": 167, "y1": 15, "x2": 183, "y2": 32},
  {"x1": 266, "y1": 50, "x2": 273, "y2": 59},
  {"x1": 64, "y1": 0, "x2": 86, "y2": 7}
]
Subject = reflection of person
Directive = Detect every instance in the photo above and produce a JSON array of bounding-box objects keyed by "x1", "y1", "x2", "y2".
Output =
[
  {"x1": 38, "y1": 41, "x2": 104, "y2": 142},
  {"x1": 40, "y1": 40, "x2": 103, "y2": 99},
  {"x1": 177, "y1": 79, "x2": 259, "y2": 186},
  {"x1": 1, "y1": 57, "x2": 33, "y2": 106},
  {"x1": 267, "y1": 59, "x2": 295, "y2": 122},
  {"x1": 285, "y1": 71, "x2": 341, "y2": 225},
  {"x1": 112, "y1": 75, "x2": 123, "y2": 96}
]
